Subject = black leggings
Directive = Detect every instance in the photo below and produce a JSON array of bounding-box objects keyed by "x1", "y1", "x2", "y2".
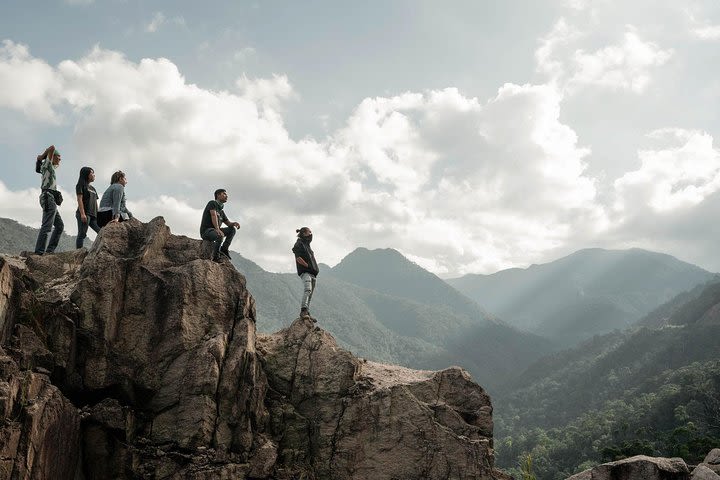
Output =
[{"x1": 98, "y1": 210, "x2": 124, "y2": 228}]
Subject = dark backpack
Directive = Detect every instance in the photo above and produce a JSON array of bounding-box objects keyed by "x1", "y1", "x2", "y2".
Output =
[{"x1": 35, "y1": 158, "x2": 42, "y2": 173}]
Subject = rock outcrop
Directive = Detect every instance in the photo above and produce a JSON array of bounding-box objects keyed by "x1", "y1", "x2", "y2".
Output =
[
  {"x1": 567, "y1": 452, "x2": 720, "y2": 480},
  {"x1": 0, "y1": 217, "x2": 506, "y2": 479}
]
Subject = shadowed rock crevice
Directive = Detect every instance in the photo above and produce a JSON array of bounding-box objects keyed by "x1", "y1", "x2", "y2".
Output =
[{"x1": 0, "y1": 217, "x2": 506, "y2": 479}]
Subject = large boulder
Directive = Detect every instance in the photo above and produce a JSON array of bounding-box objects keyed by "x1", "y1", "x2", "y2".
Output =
[
  {"x1": 567, "y1": 455, "x2": 690, "y2": 480},
  {"x1": 692, "y1": 465, "x2": 720, "y2": 480},
  {"x1": 0, "y1": 217, "x2": 506, "y2": 479},
  {"x1": 691, "y1": 449, "x2": 720, "y2": 479},
  {"x1": 702, "y1": 449, "x2": 720, "y2": 474}
]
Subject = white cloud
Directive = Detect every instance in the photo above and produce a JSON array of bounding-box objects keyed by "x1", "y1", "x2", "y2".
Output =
[
  {"x1": 1, "y1": 39, "x2": 717, "y2": 275},
  {"x1": 0, "y1": 181, "x2": 43, "y2": 229},
  {"x1": 330, "y1": 84, "x2": 606, "y2": 274},
  {"x1": 614, "y1": 129, "x2": 720, "y2": 213},
  {"x1": 145, "y1": 12, "x2": 186, "y2": 33},
  {"x1": 0, "y1": 40, "x2": 62, "y2": 122},
  {"x1": 692, "y1": 24, "x2": 720, "y2": 40},
  {"x1": 535, "y1": 19, "x2": 673, "y2": 94},
  {"x1": 236, "y1": 74, "x2": 296, "y2": 109},
  {"x1": 0, "y1": 42, "x2": 607, "y2": 274},
  {"x1": 569, "y1": 28, "x2": 673, "y2": 93},
  {"x1": 685, "y1": 7, "x2": 720, "y2": 40},
  {"x1": 535, "y1": 18, "x2": 581, "y2": 81}
]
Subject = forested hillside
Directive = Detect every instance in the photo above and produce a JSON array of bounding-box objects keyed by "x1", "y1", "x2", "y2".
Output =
[{"x1": 495, "y1": 279, "x2": 720, "y2": 480}]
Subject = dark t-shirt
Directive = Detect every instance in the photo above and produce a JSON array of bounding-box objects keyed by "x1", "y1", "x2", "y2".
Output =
[
  {"x1": 200, "y1": 200, "x2": 229, "y2": 235},
  {"x1": 75, "y1": 183, "x2": 99, "y2": 217}
]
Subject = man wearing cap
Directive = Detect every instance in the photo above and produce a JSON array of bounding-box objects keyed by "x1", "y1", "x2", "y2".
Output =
[{"x1": 34, "y1": 144, "x2": 65, "y2": 255}]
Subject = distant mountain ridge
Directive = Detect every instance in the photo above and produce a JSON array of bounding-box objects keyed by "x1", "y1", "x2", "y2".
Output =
[
  {"x1": 448, "y1": 247, "x2": 716, "y2": 345},
  {"x1": 0, "y1": 217, "x2": 76, "y2": 253},
  {"x1": 330, "y1": 247, "x2": 494, "y2": 324}
]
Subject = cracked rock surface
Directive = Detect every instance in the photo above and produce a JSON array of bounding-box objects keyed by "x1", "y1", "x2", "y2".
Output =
[{"x1": 0, "y1": 217, "x2": 506, "y2": 479}]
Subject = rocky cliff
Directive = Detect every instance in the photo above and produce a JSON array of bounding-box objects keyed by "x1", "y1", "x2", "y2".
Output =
[{"x1": 0, "y1": 217, "x2": 507, "y2": 480}]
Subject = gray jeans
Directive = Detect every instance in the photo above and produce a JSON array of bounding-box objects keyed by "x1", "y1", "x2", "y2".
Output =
[
  {"x1": 300, "y1": 272, "x2": 316, "y2": 310},
  {"x1": 35, "y1": 191, "x2": 64, "y2": 254}
]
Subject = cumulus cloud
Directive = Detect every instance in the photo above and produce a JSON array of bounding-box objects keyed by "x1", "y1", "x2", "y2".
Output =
[
  {"x1": 536, "y1": 20, "x2": 673, "y2": 94},
  {"x1": 328, "y1": 85, "x2": 606, "y2": 274},
  {"x1": 236, "y1": 74, "x2": 296, "y2": 109},
  {"x1": 614, "y1": 129, "x2": 720, "y2": 213},
  {"x1": 569, "y1": 29, "x2": 673, "y2": 93},
  {"x1": 536, "y1": 18, "x2": 581, "y2": 81},
  {"x1": 692, "y1": 25, "x2": 720, "y2": 39},
  {"x1": 0, "y1": 42, "x2": 610, "y2": 274},
  {"x1": 0, "y1": 40, "x2": 62, "y2": 121},
  {"x1": 0, "y1": 38, "x2": 716, "y2": 275}
]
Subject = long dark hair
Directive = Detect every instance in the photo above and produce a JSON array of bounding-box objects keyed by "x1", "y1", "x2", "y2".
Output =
[{"x1": 76, "y1": 167, "x2": 94, "y2": 191}]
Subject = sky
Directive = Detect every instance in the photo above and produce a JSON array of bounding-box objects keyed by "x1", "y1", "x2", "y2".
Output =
[{"x1": 1, "y1": 0, "x2": 719, "y2": 277}]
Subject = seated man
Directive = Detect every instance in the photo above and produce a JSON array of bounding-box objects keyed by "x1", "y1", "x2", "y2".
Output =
[{"x1": 199, "y1": 189, "x2": 240, "y2": 262}]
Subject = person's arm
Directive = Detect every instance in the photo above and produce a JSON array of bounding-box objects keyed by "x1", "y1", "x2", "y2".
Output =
[
  {"x1": 37, "y1": 145, "x2": 55, "y2": 162},
  {"x1": 110, "y1": 185, "x2": 123, "y2": 221},
  {"x1": 118, "y1": 191, "x2": 133, "y2": 219},
  {"x1": 292, "y1": 241, "x2": 309, "y2": 267},
  {"x1": 210, "y1": 210, "x2": 225, "y2": 237},
  {"x1": 221, "y1": 211, "x2": 240, "y2": 229}
]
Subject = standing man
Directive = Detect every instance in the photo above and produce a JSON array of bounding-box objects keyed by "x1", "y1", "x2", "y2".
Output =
[
  {"x1": 292, "y1": 227, "x2": 319, "y2": 320},
  {"x1": 200, "y1": 189, "x2": 240, "y2": 262},
  {"x1": 34, "y1": 145, "x2": 64, "y2": 255}
]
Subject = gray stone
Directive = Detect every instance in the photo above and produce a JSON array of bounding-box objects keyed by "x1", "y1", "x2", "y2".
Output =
[
  {"x1": 692, "y1": 464, "x2": 720, "y2": 480},
  {"x1": 567, "y1": 455, "x2": 690, "y2": 480}
]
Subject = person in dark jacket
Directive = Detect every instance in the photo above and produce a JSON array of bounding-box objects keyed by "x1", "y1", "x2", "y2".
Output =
[
  {"x1": 292, "y1": 227, "x2": 319, "y2": 320},
  {"x1": 75, "y1": 166, "x2": 100, "y2": 248},
  {"x1": 199, "y1": 189, "x2": 240, "y2": 262}
]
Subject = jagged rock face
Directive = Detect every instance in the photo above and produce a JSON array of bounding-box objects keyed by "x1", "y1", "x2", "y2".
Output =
[
  {"x1": 259, "y1": 319, "x2": 500, "y2": 480},
  {"x1": 0, "y1": 346, "x2": 81, "y2": 480},
  {"x1": 0, "y1": 217, "x2": 504, "y2": 479}
]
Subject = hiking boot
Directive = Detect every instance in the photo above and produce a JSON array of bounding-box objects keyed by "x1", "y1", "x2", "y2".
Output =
[
  {"x1": 214, "y1": 251, "x2": 230, "y2": 263},
  {"x1": 300, "y1": 308, "x2": 310, "y2": 319}
]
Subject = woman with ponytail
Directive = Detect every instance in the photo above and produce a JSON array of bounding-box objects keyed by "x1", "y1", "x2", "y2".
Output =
[
  {"x1": 292, "y1": 227, "x2": 319, "y2": 320},
  {"x1": 75, "y1": 166, "x2": 100, "y2": 248}
]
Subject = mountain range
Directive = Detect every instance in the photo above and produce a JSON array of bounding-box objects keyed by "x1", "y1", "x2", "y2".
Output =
[{"x1": 447, "y1": 248, "x2": 716, "y2": 345}]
